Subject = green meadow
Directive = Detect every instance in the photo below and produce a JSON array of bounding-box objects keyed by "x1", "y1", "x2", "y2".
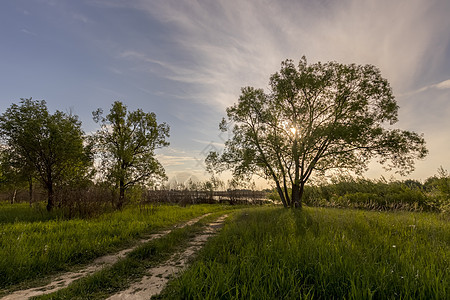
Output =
[
  {"x1": 1, "y1": 202, "x2": 449, "y2": 299},
  {"x1": 157, "y1": 207, "x2": 449, "y2": 299},
  {"x1": 0, "y1": 202, "x2": 230, "y2": 290}
]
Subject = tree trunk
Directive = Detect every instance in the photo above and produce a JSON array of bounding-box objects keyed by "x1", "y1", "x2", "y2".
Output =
[
  {"x1": 299, "y1": 182, "x2": 304, "y2": 208},
  {"x1": 291, "y1": 135, "x2": 301, "y2": 209},
  {"x1": 275, "y1": 182, "x2": 288, "y2": 208},
  {"x1": 47, "y1": 185, "x2": 54, "y2": 212},
  {"x1": 291, "y1": 183, "x2": 300, "y2": 208},
  {"x1": 117, "y1": 180, "x2": 125, "y2": 210},
  {"x1": 28, "y1": 177, "x2": 33, "y2": 207},
  {"x1": 283, "y1": 181, "x2": 291, "y2": 207},
  {"x1": 291, "y1": 182, "x2": 303, "y2": 209},
  {"x1": 11, "y1": 189, "x2": 17, "y2": 204}
]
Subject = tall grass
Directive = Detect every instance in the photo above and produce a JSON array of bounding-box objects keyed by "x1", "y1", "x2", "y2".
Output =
[
  {"x1": 0, "y1": 203, "x2": 231, "y2": 290},
  {"x1": 0, "y1": 201, "x2": 65, "y2": 224},
  {"x1": 158, "y1": 207, "x2": 449, "y2": 299},
  {"x1": 300, "y1": 176, "x2": 448, "y2": 213},
  {"x1": 35, "y1": 212, "x2": 234, "y2": 300}
]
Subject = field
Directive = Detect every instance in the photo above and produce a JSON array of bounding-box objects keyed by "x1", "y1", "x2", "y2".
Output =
[
  {"x1": 158, "y1": 207, "x2": 449, "y2": 299},
  {"x1": 0, "y1": 202, "x2": 232, "y2": 291},
  {"x1": 1, "y1": 202, "x2": 449, "y2": 299}
]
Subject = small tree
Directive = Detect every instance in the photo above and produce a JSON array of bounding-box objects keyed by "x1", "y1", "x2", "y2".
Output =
[
  {"x1": 207, "y1": 57, "x2": 428, "y2": 208},
  {"x1": 0, "y1": 98, "x2": 92, "y2": 211},
  {"x1": 0, "y1": 149, "x2": 34, "y2": 204},
  {"x1": 202, "y1": 176, "x2": 224, "y2": 201},
  {"x1": 92, "y1": 101, "x2": 169, "y2": 209}
]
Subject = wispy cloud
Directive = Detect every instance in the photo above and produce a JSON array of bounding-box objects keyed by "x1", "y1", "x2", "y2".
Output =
[
  {"x1": 72, "y1": 13, "x2": 89, "y2": 24},
  {"x1": 84, "y1": 0, "x2": 450, "y2": 180},
  {"x1": 156, "y1": 147, "x2": 198, "y2": 167},
  {"x1": 156, "y1": 154, "x2": 196, "y2": 167},
  {"x1": 108, "y1": 67, "x2": 123, "y2": 75},
  {"x1": 114, "y1": 0, "x2": 450, "y2": 110},
  {"x1": 20, "y1": 28, "x2": 37, "y2": 36},
  {"x1": 399, "y1": 78, "x2": 450, "y2": 97},
  {"x1": 435, "y1": 79, "x2": 450, "y2": 90}
]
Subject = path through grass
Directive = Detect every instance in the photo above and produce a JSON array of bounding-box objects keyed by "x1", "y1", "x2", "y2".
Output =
[
  {"x1": 0, "y1": 203, "x2": 232, "y2": 291},
  {"x1": 34, "y1": 212, "x2": 233, "y2": 300}
]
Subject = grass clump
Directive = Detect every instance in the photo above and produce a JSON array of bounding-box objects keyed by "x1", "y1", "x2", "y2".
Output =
[
  {"x1": 0, "y1": 204, "x2": 231, "y2": 290},
  {"x1": 157, "y1": 207, "x2": 449, "y2": 299}
]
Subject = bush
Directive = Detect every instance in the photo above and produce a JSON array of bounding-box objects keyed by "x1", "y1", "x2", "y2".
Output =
[{"x1": 303, "y1": 177, "x2": 436, "y2": 212}]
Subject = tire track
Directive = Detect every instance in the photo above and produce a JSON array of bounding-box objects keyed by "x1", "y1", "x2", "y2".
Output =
[
  {"x1": 107, "y1": 214, "x2": 229, "y2": 300},
  {"x1": 1, "y1": 214, "x2": 211, "y2": 300}
]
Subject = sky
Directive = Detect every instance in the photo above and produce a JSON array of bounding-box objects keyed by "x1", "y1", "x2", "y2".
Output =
[{"x1": 1, "y1": 0, "x2": 450, "y2": 188}]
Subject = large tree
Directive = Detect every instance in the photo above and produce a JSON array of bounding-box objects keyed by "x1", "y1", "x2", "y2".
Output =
[
  {"x1": 93, "y1": 101, "x2": 169, "y2": 209},
  {"x1": 207, "y1": 57, "x2": 428, "y2": 208},
  {"x1": 0, "y1": 98, "x2": 92, "y2": 211}
]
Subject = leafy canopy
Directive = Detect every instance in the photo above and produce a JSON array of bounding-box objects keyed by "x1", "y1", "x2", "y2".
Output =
[
  {"x1": 0, "y1": 98, "x2": 91, "y2": 210},
  {"x1": 207, "y1": 57, "x2": 428, "y2": 208},
  {"x1": 92, "y1": 101, "x2": 169, "y2": 207}
]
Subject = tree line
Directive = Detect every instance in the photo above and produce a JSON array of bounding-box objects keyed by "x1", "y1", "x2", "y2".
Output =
[
  {"x1": 267, "y1": 170, "x2": 450, "y2": 214},
  {"x1": 0, "y1": 99, "x2": 169, "y2": 211}
]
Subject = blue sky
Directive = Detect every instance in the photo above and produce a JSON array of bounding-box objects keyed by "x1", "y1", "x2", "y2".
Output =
[{"x1": 1, "y1": 0, "x2": 450, "y2": 187}]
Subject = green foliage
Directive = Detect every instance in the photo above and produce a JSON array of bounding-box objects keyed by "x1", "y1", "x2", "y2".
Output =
[
  {"x1": 0, "y1": 204, "x2": 227, "y2": 289},
  {"x1": 158, "y1": 207, "x2": 449, "y2": 299},
  {"x1": 92, "y1": 101, "x2": 169, "y2": 209},
  {"x1": 0, "y1": 151, "x2": 31, "y2": 198},
  {"x1": 207, "y1": 57, "x2": 427, "y2": 208},
  {"x1": 300, "y1": 172, "x2": 450, "y2": 214},
  {"x1": 0, "y1": 98, "x2": 92, "y2": 211},
  {"x1": 423, "y1": 167, "x2": 450, "y2": 214}
]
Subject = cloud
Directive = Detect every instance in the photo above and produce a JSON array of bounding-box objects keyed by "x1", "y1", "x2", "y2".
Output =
[
  {"x1": 156, "y1": 147, "x2": 198, "y2": 167},
  {"x1": 156, "y1": 154, "x2": 194, "y2": 167},
  {"x1": 20, "y1": 28, "x2": 37, "y2": 36},
  {"x1": 399, "y1": 78, "x2": 450, "y2": 96},
  {"x1": 156, "y1": 154, "x2": 197, "y2": 167},
  {"x1": 86, "y1": 0, "x2": 450, "y2": 181},
  {"x1": 120, "y1": 0, "x2": 450, "y2": 109},
  {"x1": 72, "y1": 13, "x2": 89, "y2": 24},
  {"x1": 435, "y1": 79, "x2": 450, "y2": 90},
  {"x1": 108, "y1": 67, "x2": 123, "y2": 75}
]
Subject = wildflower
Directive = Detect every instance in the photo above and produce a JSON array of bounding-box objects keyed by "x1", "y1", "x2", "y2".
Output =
[{"x1": 392, "y1": 245, "x2": 396, "y2": 248}]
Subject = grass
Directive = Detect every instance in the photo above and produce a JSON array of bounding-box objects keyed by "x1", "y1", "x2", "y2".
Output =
[
  {"x1": 0, "y1": 201, "x2": 65, "y2": 224},
  {"x1": 0, "y1": 202, "x2": 233, "y2": 290},
  {"x1": 34, "y1": 211, "x2": 236, "y2": 300},
  {"x1": 157, "y1": 207, "x2": 449, "y2": 299}
]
